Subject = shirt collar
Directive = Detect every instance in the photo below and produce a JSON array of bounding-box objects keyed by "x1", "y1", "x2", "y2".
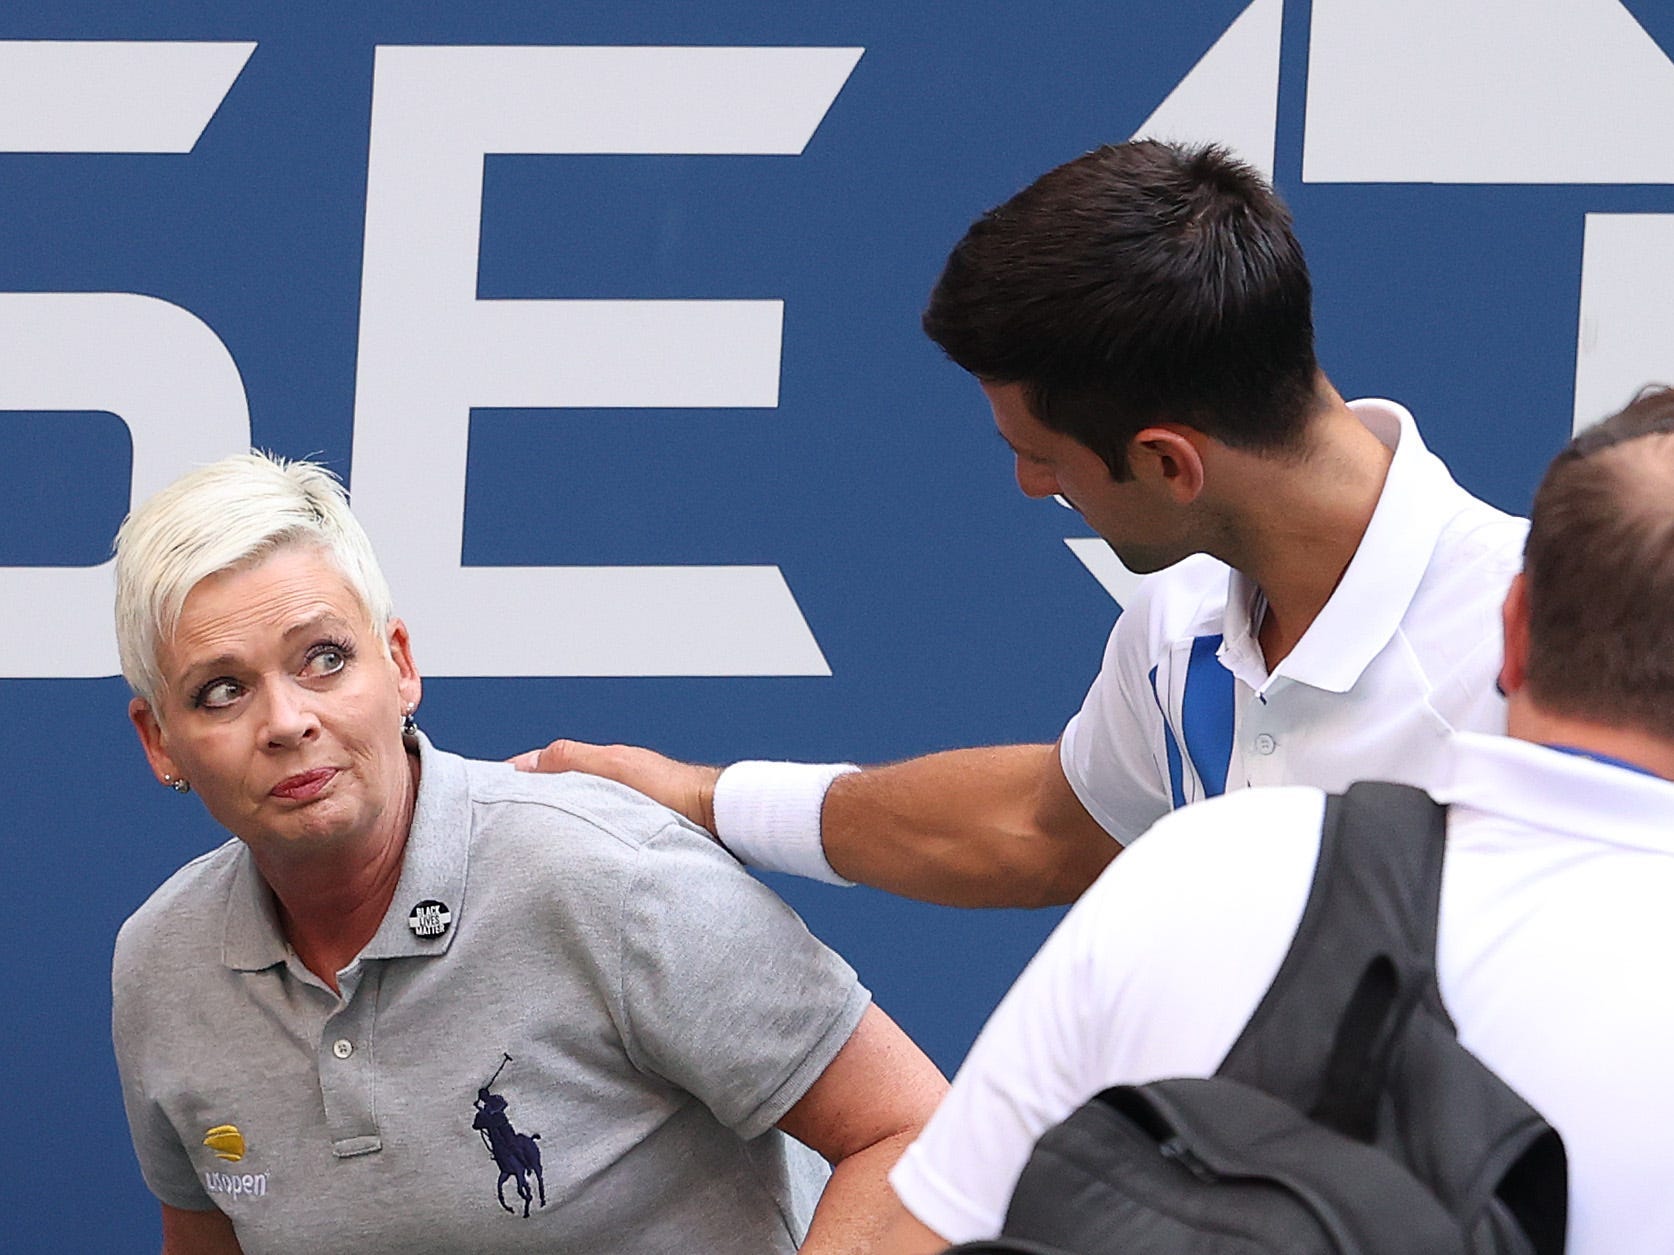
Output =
[
  {"x1": 221, "y1": 849, "x2": 288, "y2": 972},
  {"x1": 220, "y1": 732, "x2": 471, "y2": 971},
  {"x1": 1224, "y1": 398, "x2": 1464, "y2": 694},
  {"x1": 1431, "y1": 732, "x2": 1674, "y2": 852},
  {"x1": 362, "y1": 732, "x2": 471, "y2": 960}
]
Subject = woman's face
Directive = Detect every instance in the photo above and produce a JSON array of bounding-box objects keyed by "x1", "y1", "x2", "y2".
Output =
[{"x1": 129, "y1": 545, "x2": 422, "y2": 863}]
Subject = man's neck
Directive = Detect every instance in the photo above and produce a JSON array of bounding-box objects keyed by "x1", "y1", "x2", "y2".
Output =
[
  {"x1": 1212, "y1": 396, "x2": 1394, "y2": 670},
  {"x1": 1508, "y1": 698, "x2": 1674, "y2": 782}
]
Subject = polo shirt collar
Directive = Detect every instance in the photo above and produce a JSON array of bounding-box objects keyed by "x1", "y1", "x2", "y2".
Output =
[
  {"x1": 221, "y1": 849, "x2": 288, "y2": 972},
  {"x1": 1223, "y1": 398, "x2": 1459, "y2": 695},
  {"x1": 362, "y1": 731, "x2": 471, "y2": 961},
  {"x1": 1432, "y1": 732, "x2": 1674, "y2": 852},
  {"x1": 220, "y1": 731, "x2": 471, "y2": 971}
]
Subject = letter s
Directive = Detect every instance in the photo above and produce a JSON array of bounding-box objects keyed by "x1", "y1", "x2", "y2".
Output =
[{"x1": 0, "y1": 42, "x2": 255, "y2": 677}]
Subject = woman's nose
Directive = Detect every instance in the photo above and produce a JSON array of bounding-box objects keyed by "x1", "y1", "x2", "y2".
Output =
[{"x1": 262, "y1": 684, "x2": 321, "y2": 746}]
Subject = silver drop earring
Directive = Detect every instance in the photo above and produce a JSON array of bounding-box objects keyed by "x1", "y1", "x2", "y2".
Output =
[
  {"x1": 402, "y1": 702, "x2": 419, "y2": 738},
  {"x1": 162, "y1": 773, "x2": 191, "y2": 795}
]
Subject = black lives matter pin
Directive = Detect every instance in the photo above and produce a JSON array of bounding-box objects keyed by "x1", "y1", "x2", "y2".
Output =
[{"x1": 407, "y1": 899, "x2": 452, "y2": 938}]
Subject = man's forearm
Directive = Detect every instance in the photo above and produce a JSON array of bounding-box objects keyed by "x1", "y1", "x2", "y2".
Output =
[
  {"x1": 512, "y1": 737, "x2": 1118, "y2": 907},
  {"x1": 819, "y1": 744, "x2": 1116, "y2": 908}
]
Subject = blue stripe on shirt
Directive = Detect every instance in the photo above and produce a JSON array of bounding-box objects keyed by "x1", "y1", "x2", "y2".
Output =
[
  {"x1": 1181, "y1": 634, "x2": 1234, "y2": 799},
  {"x1": 1148, "y1": 663, "x2": 1188, "y2": 810}
]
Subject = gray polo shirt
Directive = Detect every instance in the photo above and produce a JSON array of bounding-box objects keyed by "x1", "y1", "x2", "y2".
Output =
[{"x1": 113, "y1": 737, "x2": 870, "y2": 1254}]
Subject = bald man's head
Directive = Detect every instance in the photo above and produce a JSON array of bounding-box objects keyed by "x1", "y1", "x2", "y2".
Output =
[{"x1": 1523, "y1": 387, "x2": 1674, "y2": 739}]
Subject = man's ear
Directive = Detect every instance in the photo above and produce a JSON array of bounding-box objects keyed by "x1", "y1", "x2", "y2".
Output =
[
  {"x1": 1499, "y1": 572, "x2": 1531, "y2": 696},
  {"x1": 130, "y1": 697, "x2": 179, "y2": 785},
  {"x1": 1129, "y1": 427, "x2": 1206, "y2": 504}
]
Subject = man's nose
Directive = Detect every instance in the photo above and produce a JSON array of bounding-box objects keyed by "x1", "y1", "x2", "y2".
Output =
[{"x1": 1015, "y1": 457, "x2": 1058, "y2": 500}]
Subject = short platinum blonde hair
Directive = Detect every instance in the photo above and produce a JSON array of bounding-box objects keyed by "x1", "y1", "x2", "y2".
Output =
[{"x1": 114, "y1": 452, "x2": 394, "y2": 704}]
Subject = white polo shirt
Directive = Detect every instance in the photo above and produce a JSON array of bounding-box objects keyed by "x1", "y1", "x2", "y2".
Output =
[
  {"x1": 1061, "y1": 399, "x2": 1528, "y2": 843},
  {"x1": 889, "y1": 734, "x2": 1674, "y2": 1254}
]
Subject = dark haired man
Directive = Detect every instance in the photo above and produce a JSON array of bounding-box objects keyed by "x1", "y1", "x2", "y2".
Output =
[
  {"x1": 516, "y1": 140, "x2": 1525, "y2": 908},
  {"x1": 875, "y1": 388, "x2": 1674, "y2": 1254}
]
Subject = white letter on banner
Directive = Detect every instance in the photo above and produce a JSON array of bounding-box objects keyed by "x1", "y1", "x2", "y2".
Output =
[
  {"x1": 1573, "y1": 213, "x2": 1674, "y2": 434},
  {"x1": 0, "y1": 295, "x2": 252, "y2": 676},
  {"x1": 352, "y1": 46, "x2": 861, "y2": 676},
  {"x1": 0, "y1": 42, "x2": 254, "y2": 679},
  {"x1": 0, "y1": 41, "x2": 254, "y2": 153}
]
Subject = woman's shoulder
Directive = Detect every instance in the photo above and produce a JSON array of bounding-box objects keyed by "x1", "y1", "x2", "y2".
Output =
[
  {"x1": 114, "y1": 839, "x2": 247, "y2": 972},
  {"x1": 450, "y1": 757, "x2": 767, "y2": 927},
  {"x1": 459, "y1": 756, "x2": 720, "y2": 862}
]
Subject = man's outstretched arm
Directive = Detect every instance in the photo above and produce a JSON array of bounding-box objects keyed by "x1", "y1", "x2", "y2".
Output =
[{"x1": 512, "y1": 740, "x2": 1116, "y2": 908}]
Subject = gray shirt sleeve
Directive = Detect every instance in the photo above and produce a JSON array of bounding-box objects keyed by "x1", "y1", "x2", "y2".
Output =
[
  {"x1": 112, "y1": 918, "x2": 217, "y2": 1212},
  {"x1": 614, "y1": 822, "x2": 871, "y2": 1140}
]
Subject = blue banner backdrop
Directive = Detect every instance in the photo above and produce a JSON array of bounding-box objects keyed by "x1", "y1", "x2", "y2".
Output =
[{"x1": 4, "y1": 2, "x2": 1673, "y2": 1247}]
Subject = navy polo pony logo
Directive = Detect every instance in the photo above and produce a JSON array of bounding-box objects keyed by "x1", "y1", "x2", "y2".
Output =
[{"x1": 472, "y1": 1054, "x2": 546, "y2": 1217}]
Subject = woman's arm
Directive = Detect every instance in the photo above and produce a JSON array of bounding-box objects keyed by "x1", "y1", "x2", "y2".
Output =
[
  {"x1": 161, "y1": 1205, "x2": 242, "y2": 1255},
  {"x1": 872, "y1": 1205, "x2": 953, "y2": 1255},
  {"x1": 775, "y1": 1005, "x2": 948, "y2": 1255}
]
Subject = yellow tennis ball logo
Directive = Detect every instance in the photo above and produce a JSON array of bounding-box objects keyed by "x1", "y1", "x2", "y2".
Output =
[{"x1": 203, "y1": 1125, "x2": 246, "y2": 1163}]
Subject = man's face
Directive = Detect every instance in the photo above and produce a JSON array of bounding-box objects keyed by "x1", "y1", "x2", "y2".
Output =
[
  {"x1": 983, "y1": 380, "x2": 1193, "y2": 574},
  {"x1": 130, "y1": 545, "x2": 421, "y2": 862}
]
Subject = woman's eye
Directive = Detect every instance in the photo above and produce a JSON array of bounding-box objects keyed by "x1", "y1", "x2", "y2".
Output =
[
  {"x1": 197, "y1": 679, "x2": 242, "y2": 709},
  {"x1": 305, "y1": 645, "x2": 348, "y2": 676}
]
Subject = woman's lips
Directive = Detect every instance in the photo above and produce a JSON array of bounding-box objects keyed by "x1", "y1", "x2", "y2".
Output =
[{"x1": 270, "y1": 768, "x2": 336, "y2": 800}]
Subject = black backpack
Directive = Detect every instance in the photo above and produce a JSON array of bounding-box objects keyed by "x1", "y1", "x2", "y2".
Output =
[{"x1": 947, "y1": 781, "x2": 1568, "y2": 1255}]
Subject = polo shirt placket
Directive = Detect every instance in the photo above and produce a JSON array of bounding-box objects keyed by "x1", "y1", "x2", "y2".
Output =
[
  {"x1": 217, "y1": 749, "x2": 474, "y2": 1162},
  {"x1": 316, "y1": 960, "x2": 381, "y2": 1157}
]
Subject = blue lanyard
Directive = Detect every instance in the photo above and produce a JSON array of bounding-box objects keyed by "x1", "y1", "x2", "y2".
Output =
[{"x1": 1543, "y1": 744, "x2": 1663, "y2": 780}]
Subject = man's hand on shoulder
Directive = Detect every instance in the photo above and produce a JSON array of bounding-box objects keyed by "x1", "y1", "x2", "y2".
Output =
[
  {"x1": 510, "y1": 740, "x2": 721, "y2": 834},
  {"x1": 511, "y1": 738, "x2": 1117, "y2": 907}
]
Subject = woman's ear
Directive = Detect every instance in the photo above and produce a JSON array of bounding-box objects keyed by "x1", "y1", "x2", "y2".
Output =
[
  {"x1": 387, "y1": 618, "x2": 423, "y2": 715},
  {"x1": 129, "y1": 697, "x2": 179, "y2": 785}
]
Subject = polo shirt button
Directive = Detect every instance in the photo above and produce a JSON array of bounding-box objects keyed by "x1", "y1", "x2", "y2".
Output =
[
  {"x1": 331, "y1": 1038, "x2": 354, "y2": 1060},
  {"x1": 1253, "y1": 733, "x2": 1277, "y2": 755}
]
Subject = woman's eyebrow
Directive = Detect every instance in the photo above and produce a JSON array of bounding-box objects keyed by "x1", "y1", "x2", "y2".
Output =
[
  {"x1": 280, "y1": 612, "x2": 355, "y2": 642},
  {"x1": 173, "y1": 613, "x2": 357, "y2": 688}
]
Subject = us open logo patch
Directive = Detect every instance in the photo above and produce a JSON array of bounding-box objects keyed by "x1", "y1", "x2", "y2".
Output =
[
  {"x1": 407, "y1": 899, "x2": 452, "y2": 937},
  {"x1": 203, "y1": 1124, "x2": 246, "y2": 1162}
]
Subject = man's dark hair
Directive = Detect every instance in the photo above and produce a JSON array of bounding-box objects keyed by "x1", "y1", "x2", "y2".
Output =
[
  {"x1": 1524, "y1": 386, "x2": 1674, "y2": 739},
  {"x1": 922, "y1": 140, "x2": 1322, "y2": 479}
]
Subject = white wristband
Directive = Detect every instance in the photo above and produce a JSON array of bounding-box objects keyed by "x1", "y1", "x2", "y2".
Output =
[{"x1": 711, "y1": 760, "x2": 860, "y2": 886}]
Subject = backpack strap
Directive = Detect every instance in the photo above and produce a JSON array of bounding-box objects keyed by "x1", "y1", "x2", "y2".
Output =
[
  {"x1": 1217, "y1": 780, "x2": 1450, "y2": 1127},
  {"x1": 1218, "y1": 781, "x2": 1567, "y2": 1253}
]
